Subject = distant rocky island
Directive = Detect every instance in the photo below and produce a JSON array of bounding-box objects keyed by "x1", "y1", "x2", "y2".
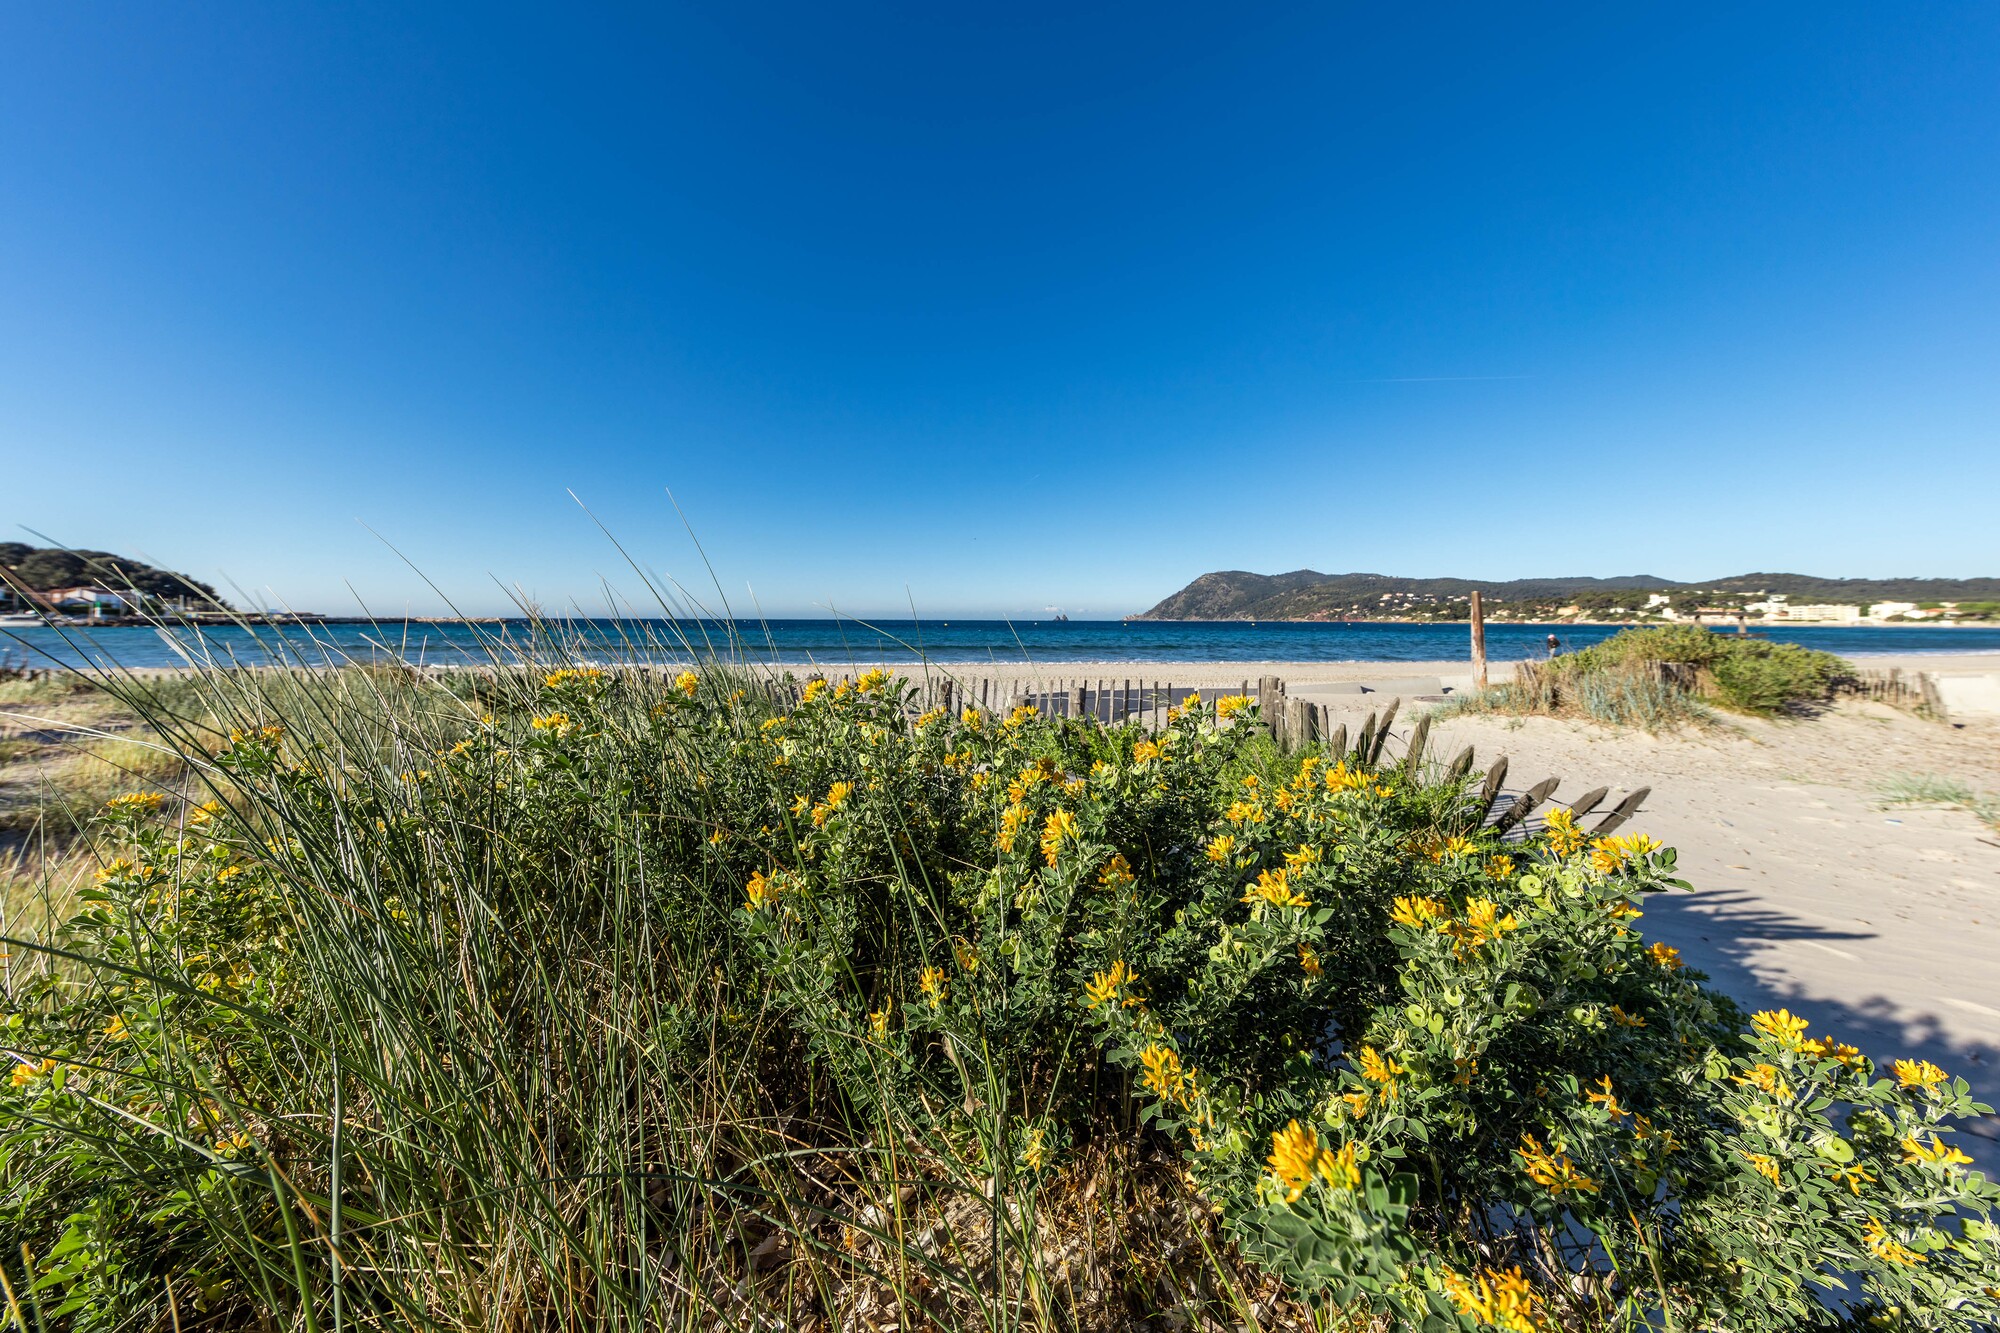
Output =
[{"x1": 1136, "y1": 570, "x2": 2000, "y2": 625}]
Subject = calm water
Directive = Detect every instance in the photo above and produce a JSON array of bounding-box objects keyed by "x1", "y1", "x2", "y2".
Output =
[{"x1": 5, "y1": 619, "x2": 1997, "y2": 672}]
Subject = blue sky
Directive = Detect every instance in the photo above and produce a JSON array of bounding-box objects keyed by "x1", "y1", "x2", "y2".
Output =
[{"x1": 4, "y1": 4, "x2": 1996, "y2": 617}]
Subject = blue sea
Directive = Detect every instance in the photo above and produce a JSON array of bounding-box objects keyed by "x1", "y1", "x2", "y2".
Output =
[{"x1": 5, "y1": 619, "x2": 1997, "y2": 672}]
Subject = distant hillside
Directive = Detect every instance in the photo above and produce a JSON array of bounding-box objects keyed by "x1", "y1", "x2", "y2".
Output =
[
  {"x1": 1137, "y1": 570, "x2": 2000, "y2": 620},
  {"x1": 0, "y1": 543, "x2": 225, "y2": 606}
]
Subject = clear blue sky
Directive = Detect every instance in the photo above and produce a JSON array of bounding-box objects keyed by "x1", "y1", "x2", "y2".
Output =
[{"x1": 4, "y1": 4, "x2": 1996, "y2": 618}]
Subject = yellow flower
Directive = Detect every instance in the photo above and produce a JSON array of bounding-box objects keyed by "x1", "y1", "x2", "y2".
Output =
[
  {"x1": 1240, "y1": 867, "x2": 1308, "y2": 911},
  {"x1": 960, "y1": 707, "x2": 983, "y2": 729},
  {"x1": 1390, "y1": 895, "x2": 1446, "y2": 929},
  {"x1": 1827, "y1": 1162, "x2": 1874, "y2": 1195},
  {"x1": 1584, "y1": 1076, "x2": 1625, "y2": 1120},
  {"x1": 1739, "y1": 1151, "x2": 1782, "y2": 1187},
  {"x1": 674, "y1": 670, "x2": 699, "y2": 697},
  {"x1": 1021, "y1": 1125, "x2": 1048, "y2": 1172},
  {"x1": 706, "y1": 829, "x2": 726, "y2": 846},
  {"x1": 1608, "y1": 1004, "x2": 1647, "y2": 1029},
  {"x1": 1862, "y1": 1217, "x2": 1925, "y2": 1266},
  {"x1": 1485, "y1": 853, "x2": 1516, "y2": 880},
  {"x1": 1735, "y1": 1063, "x2": 1791, "y2": 1098},
  {"x1": 1443, "y1": 1266, "x2": 1547, "y2": 1333},
  {"x1": 1608, "y1": 833, "x2": 1662, "y2": 858},
  {"x1": 1265, "y1": 1120, "x2": 1324, "y2": 1203},
  {"x1": 997, "y1": 803, "x2": 1029, "y2": 852},
  {"x1": 1645, "y1": 942, "x2": 1684, "y2": 972},
  {"x1": 801, "y1": 679, "x2": 827, "y2": 704},
  {"x1": 1283, "y1": 844, "x2": 1322, "y2": 868},
  {"x1": 1801, "y1": 1036, "x2": 1866, "y2": 1070},
  {"x1": 9, "y1": 1058, "x2": 55, "y2": 1087},
  {"x1": 1223, "y1": 800, "x2": 1266, "y2": 825},
  {"x1": 1340, "y1": 1091, "x2": 1371, "y2": 1118},
  {"x1": 868, "y1": 998, "x2": 892, "y2": 1039},
  {"x1": 105, "y1": 792, "x2": 165, "y2": 814},
  {"x1": 1901, "y1": 1134, "x2": 1973, "y2": 1169},
  {"x1": 1084, "y1": 960, "x2": 1138, "y2": 1009},
  {"x1": 1297, "y1": 942, "x2": 1322, "y2": 976},
  {"x1": 1517, "y1": 1134, "x2": 1598, "y2": 1196},
  {"x1": 915, "y1": 706, "x2": 946, "y2": 728},
  {"x1": 1318, "y1": 1138, "x2": 1360, "y2": 1191},
  {"x1": 1893, "y1": 1059, "x2": 1948, "y2": 1091},
  {"x1": 953, "y1": 937, "x2": 980, "y2": 974},
  {"x1": 1140, "y1": 1043, "x2": 1190, "y2": 1104},
  {"x1": 811, "y1": 781, "x2": 854, "y2": 827},
  {"x1": 1204, "y1": 834, "x2": 1237, "y2": 863},
  {"x1": 1543, "y1": 806, "x2": 1584, "y2": 855},
  {"x1": 1358, "y1": 1045, "x2": 1404, "y2": 1089},
  {"x1": 102, "y1": 1015, "x2": 129, "y2": 1041},
  {"x1": 919, "y1": 965, "x2": 947, "y2": 1008},
  {"x1": 1215, "y1": 694, "x2": 1252, "y2": 720},
  {"x1": 1448, "y1": 898, "x2": 1519, "y2": 953},
  {"x1": 856, "y1": 668, "x2": 890, "y2": 694},
  {"x1": 544, "y1": 667, "x2": 605, "y2": 688},
  {"x1": 1751, "y1": 1009, "x2": 1810, "y2": 1049},
  {"x1": 743, "y1": 870, "x2": 782, "y2": 915},
  {"x1": 1040, "y1": 809, "x2": 1079, "y2": 866},
  {"x1": 1097, "y1": 853, "x2": 1135, "y2": 890},
  {"x1": 187, "y1": 800, "x2": 222, "y2": 827},
  {"x1": 1130, "y1": 739, "x2": 1163, "y2": 764},
  {"x1": 1005, "y1": 704, "x2": 1038, "y2": 728},
  {"x1": 529, "y1": 711, "x2": 573, "y2": 736}
]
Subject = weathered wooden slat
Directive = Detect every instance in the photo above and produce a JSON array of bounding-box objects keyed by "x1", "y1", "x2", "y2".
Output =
[
  {"x1": 1355, "y1": 712, "x2": 1377, "y2": 766},
  {"x1": 1402, "y1": 713, "x2": 1432, "y2": 771},
  {"x1": 1564, "y1": 786, "x2": 1611, "y2": 820},
  {"x1": 1327, "y1": 722, "x2": 1348, "y2": 757},
  {"x1": 1476, "y1": 757, "x2": 1510, "y2": 818},
  {"x1": 1492, "y1": 776, "x2": 1561, "y2": 836},
  {"x1": 1445, "y1": 744, "x2": 1475, "y2": 784},
  {"x1": 1367, "y1": 697, "x2": 1400, "y2": 766},
  {"x1": 1590, "y1": 788, "x2": 1652, "y2": 836}
]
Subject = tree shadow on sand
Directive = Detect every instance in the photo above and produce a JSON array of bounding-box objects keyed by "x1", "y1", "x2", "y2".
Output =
[{"x1": 1641, "y1": 884, "x2": 2000, "y2": 1175}]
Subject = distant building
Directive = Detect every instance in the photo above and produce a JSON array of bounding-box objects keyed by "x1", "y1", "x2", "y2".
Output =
[
  {"x1": 46, "y1": 586, "x2": 136, "y2": 614},
  {"x1": 1867, "y1": 601, "x2": 1920, "y2": 620},
  {"x1": 1746, "y1": 598, "x2": 1861, "y2": 623}
]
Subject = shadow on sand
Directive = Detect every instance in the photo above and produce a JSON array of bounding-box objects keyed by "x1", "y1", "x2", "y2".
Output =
[{"x1": 1641, "y1": 884, "x2": 1999, "y2": 1176}]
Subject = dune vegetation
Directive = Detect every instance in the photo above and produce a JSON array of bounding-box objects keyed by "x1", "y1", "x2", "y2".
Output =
[
  {"x1": 1442, "y1": 626, "x2": 1851, "y2": 731},
  {"x1": 0, "y1": 641, "x2": 1993, "y2": 1331}
]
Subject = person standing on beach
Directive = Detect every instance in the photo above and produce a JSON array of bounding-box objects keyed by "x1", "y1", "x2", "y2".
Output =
[{"x1": 1546, "y1": 633, "x2": 1561, "y2": 659}]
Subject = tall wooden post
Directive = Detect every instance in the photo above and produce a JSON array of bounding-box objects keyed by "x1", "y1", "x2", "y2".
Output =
[{"x1": 1469, "y1": 590, "x2": 1488, "y2": 690}]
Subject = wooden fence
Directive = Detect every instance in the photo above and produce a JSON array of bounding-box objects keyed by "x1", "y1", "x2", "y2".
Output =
[
  {"x1": 761, "y1": 670, "x2": 1650, "y2": 839},
  {"x1": 1835, "y1": 668, "x2": 1941, "y2": 717}
]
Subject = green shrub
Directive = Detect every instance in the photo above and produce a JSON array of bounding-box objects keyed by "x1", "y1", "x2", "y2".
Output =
[{"x1": 1, "y1": 663, "x2": 1992, "y2": 1330}]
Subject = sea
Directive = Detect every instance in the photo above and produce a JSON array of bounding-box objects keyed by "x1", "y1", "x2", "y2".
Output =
[{"x1": 5, "y1": 619, "x2": 1998, "y2": 673}]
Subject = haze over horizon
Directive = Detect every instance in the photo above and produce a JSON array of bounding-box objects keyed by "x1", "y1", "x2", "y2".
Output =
[{"x1": 5, "y1": 4, "x2": 1997, "y2": 618}]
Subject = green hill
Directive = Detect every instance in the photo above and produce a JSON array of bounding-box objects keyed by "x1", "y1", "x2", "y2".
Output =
[
  {"x1": 1136, "y1": 570, "x2": 2000, "y2": 620},
  {"x1": 0, "y1": 542, "x2": 225, "y2": 608}
]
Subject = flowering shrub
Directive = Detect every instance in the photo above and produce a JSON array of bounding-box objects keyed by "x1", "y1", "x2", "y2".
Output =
[{"x1": 1, "y1": 666, "x2": 1993, "y2": 1330}]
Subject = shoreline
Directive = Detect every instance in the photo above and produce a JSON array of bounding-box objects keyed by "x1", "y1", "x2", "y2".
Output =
[{"x1": 15, "y1": 651, "x2": 1994, "y2": 684}]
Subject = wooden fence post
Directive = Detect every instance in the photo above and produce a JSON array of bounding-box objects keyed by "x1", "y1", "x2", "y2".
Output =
[{"x1": 1470, "y1": 590, "x2": 1488, "y2": 691}]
